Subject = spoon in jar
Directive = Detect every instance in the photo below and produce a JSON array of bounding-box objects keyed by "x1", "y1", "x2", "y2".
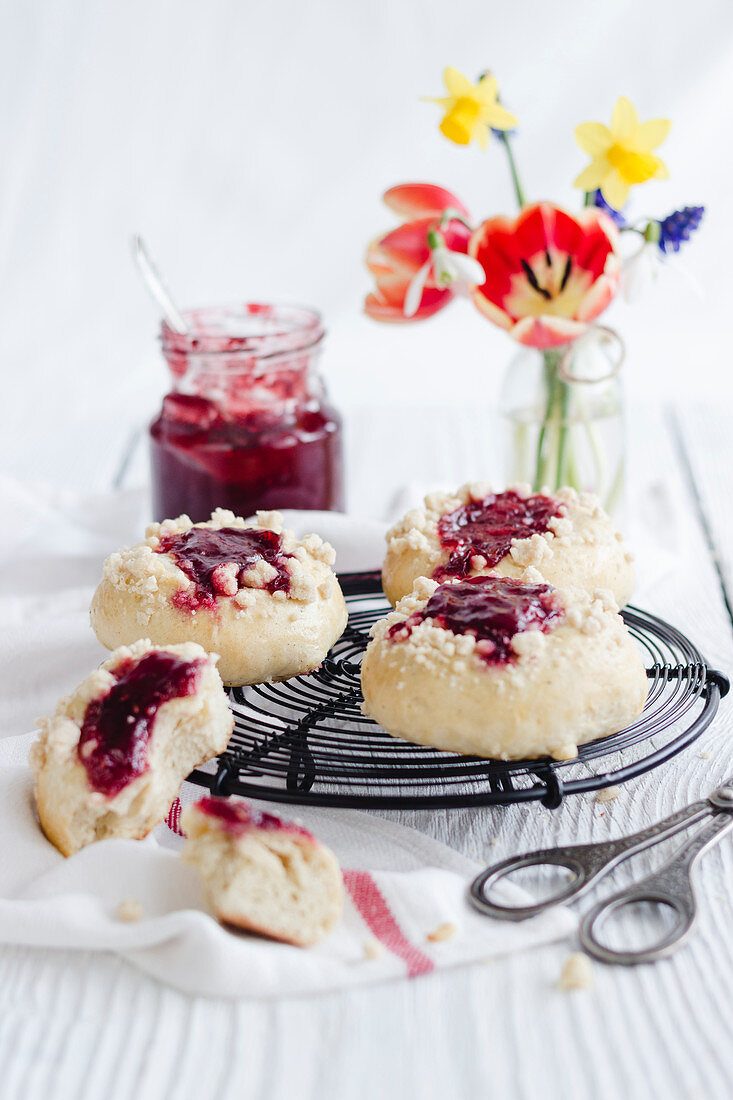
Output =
[{"x1": 130, "y1": 235, "x2": 189, "y2": 335}]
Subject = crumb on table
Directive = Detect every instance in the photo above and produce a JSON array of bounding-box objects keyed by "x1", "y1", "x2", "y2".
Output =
[
  {"x1": 426, "y1": 921, "x2": 458, "y2": 943},
  {"x1": 596, "y1": 786, "x2": 621, "y2": 804},
  {"x1": 116, "y1": 898, "x2": 144, "y2": 923},
  {"x1": 558, "y1": 952, "x2": 594, "y2": 991},
  {"x1": 363, "y1": 938, "x2": 384, "y2": 960}
]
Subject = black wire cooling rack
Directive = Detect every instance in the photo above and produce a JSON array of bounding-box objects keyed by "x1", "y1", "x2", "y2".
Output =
[{"x1": 188, "y1": 571, "x2": 729, "y2": 810}]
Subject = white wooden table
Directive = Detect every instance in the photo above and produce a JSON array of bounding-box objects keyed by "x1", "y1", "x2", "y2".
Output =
[{"x1": 2, "y1": 400, "x2": 732, "y2": 1100}]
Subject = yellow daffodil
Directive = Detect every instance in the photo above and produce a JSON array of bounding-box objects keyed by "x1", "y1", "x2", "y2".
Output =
[
  {"x1": 424, "y1": 67, "x2": 518, "y2": 149},
  {"x1": 574, "y1": 96, "x2": 671, "y2": 208}
]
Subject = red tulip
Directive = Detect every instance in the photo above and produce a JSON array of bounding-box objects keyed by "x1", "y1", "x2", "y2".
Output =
[
  {"x1": 365, "y1": 184, "x2": 472, "y2": 323},
  {"x1": 469, "y1": 202, "x2": 620, "y2": 348}
]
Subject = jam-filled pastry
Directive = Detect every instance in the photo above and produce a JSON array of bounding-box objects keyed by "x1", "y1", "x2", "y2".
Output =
[
  {"x1": 361, "y1": 570, "x2": 647, "y2": 761},
  {"x1": 30, "y1": 640, "x2": 233, "y2": 857},
  {"x1": 182, "y1": 796, "x2": 343, "y2": 947},
  {"x1": 382, "y1": 483, "x2": 635, "y2": 608},
  {"x1": 90, "y1": 509, "x2": 348, "y2": 686}
]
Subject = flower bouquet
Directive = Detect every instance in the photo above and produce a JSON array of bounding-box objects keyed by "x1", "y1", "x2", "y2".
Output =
[{"x1": 364, "y1": 68, "x2": 704, "y2": 513}]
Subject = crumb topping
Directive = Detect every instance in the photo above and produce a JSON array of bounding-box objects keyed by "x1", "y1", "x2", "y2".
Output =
[
  {"x1": 387, "y1": 575, "x2": 565, "y2": 666},
  {"x1": 435, "y1": 489, "x2": 564, "y2": 581},
  {"x1": 156, "y1": 526, "x2": 293, "y2": 611},
  {"x1": 100, "y1": 509, "x2": 337, "y2": 619},
  {"x1": 385, "y1": 482, "x2": 631, "y2": 584},
  {"x1": 373, "y1": 565, "x2": 628, "y2": 686}
]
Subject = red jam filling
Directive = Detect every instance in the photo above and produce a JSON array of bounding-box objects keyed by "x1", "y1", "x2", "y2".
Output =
[
  {"x1": 435, "y1": 490, "x2": 563, "y2": 581},
  {"x1": 195, "y1": 796, "x2": 310, "y2": 838},
  {"x1": 78, "y1": 651, "x2": 205, "y2": 797},
  {"x1": 149, "y1": 306, "x2": 344, "y2": 524},
  {"x1": 150, "y1": 395, "x2": 344, "y2": 525},
  {"x1": 156, "y1": 526, "x2": 293, "y2": 612},
  {"x1": 388, "y1": 576, "x2": 564, "y2": 665}
]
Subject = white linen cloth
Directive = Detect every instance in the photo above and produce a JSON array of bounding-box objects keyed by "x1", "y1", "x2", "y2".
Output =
[{"x1": 0, "y1": 475, "x2": 578, "y2": 998}]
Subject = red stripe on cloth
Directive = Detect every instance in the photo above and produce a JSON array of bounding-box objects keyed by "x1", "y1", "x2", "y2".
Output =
[
  {"x1": 166, "y1": 797, "x2": 185, "y2": 837},
  {"x1": 343, "y1": 870, "x2": 434, "y2": 977}
]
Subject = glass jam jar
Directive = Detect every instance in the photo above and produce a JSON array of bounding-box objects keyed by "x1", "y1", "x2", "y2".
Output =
[{"x1": 149, "y1": 303, "x2": 345, "y2": 523}]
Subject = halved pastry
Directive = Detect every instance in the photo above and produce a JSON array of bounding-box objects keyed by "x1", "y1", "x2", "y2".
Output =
[
  {"x1": 31, "y1": 640, "x2": 233, "y2": 856},
  {"x1": 182, "y1": 796, "x2": 343, "y2": 947}
]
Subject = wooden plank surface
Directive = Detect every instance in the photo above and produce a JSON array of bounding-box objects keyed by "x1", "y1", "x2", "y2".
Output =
[
  {"x1": 2, "y1": 401, "x2": 732, "y2": 1100},
  {"x1": 671, "y1": 404, "x2": 733, "y2": 634}
]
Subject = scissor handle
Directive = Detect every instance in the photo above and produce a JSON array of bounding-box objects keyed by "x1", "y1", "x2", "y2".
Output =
[
  {"x1": 579, "y1": 813, "x2": 733, "y2": 965},
  {"x1": 579, "y1": 884, "x2": 696, "y2": 965},
  {"x1": 469, "y1": 800, "x2": 712, "y2": 922},
  {"x1": 470, "y1": 844, "x2": 613, "y2": 921}
]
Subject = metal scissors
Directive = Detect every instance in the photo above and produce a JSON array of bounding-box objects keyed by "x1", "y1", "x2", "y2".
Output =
[{"x1": 469, "y1": 777, "x2": 733, "y2": 965}]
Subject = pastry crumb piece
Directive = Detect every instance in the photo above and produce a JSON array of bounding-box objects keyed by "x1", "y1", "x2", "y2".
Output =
[
  {"x1": 240, "y1": 558, "x2": 278, "y2": 588},
  {"x1": 699, "y1": 751, "x2": 710, "y2": 760},
  {"x1": 558, "y1": 952, "x2": 593, "y2": 991},
  {"x1": 596, "y1": 786, "x2": 621, "y2": 804},
  {"x1": 426, "y1": 921, "x2": 458, "y2": 943},
  {"x1": 211, "y1": 562, "x2": 239, "y2": 597},
  {"x1": 489, "y1": 838, "x2": 499, "y2": 847},
  {"x1": 363, "y1": 938, "x2": 385, "y2": 960},
  {"x1": 116, "y1": 898, "x2": 144, "y2": 922}
]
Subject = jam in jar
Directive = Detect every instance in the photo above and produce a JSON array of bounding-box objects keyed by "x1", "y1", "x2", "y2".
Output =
[{"x1": 149, "y1": 304, "x2": 345, "y2": 523}]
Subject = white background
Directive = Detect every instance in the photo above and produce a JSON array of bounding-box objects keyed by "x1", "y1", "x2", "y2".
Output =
[
  {"x1": 2, "y1": 0, "x2": 733, "y2": 489},
  {"x1": 1, "y1": 9, "x2": 733, "y2": 1097}
]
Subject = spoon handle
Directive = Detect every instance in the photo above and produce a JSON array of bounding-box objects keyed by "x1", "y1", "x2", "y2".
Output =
[{"x1": 131, "y1": 235, "x2": 189, "y2": 335}]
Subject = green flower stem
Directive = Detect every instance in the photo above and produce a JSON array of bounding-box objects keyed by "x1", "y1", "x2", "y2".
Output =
[
  {"x1": 643, "y1": 220, "x2": 662, "y2": 245},
  {"x1": 439, "y1": 209, "x2": 473, "y2": 231},
  {"x1": 583, "y1": 190, "x2": 594, "y2": 207},
  {"x1": 525, "y1": 340, "x2": 624, "y2": 510},
  {"x1": 534, "y1": 350, "x2": 561, "y2": 489},
  {"x1": 555, "y1": 380, "x2": 571, "y2": 487},
  {"x1": 500, "y1": 131, "x2": 526, "y2": 209},
  {"x1": 533, "y1": 350, "x2": 577, "y2": 493}
]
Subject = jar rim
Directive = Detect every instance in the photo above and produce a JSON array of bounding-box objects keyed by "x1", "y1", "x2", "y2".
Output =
[{"x1": 161, "y1": 302, "x2": 324, "y2": 359}]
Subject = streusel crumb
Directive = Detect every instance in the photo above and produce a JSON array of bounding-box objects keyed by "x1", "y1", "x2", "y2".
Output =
[
  {"x1": 116, "y1": 898, "x2": 144, "y2": 923},
  {"x1": 558, "y1": 952, "x2": 593, "y2": 991},
  {"x1": 426, "y1": 921, "x2": 458, "y2": 943}
]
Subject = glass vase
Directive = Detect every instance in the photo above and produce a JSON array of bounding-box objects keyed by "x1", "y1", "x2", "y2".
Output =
[{"x1": 499, "y1": 327, "x2": 625, "y2": 516}]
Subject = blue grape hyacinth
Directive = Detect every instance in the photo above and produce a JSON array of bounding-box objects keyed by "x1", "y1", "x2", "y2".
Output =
[
  {"x1": 657, "y1": 206, "x2": 705, "y2": 254},
  {"x1": 592, "y1": 189, "x2": 626, "y2": 228}
]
